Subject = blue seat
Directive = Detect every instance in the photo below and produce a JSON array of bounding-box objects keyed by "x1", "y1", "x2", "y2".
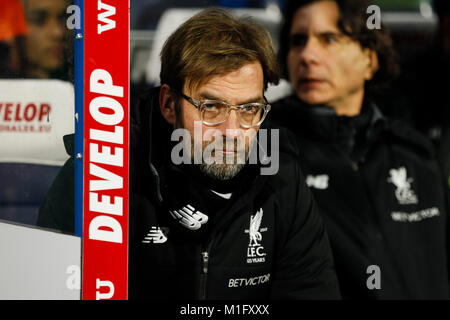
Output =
[
  {"x1": 0, "y1": 79, "x2": 74, "y2": 227},
  {"x1": 0, "y1": 163, "x2": 62, "y2": 225}
]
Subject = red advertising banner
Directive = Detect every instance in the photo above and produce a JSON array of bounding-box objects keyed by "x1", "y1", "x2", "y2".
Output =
[{"x1": 82, "y1": 0, "x2": 129, "y2": 300}]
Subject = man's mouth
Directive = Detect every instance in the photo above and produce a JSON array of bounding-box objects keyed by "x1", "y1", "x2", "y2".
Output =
[
  {"x1": 218, "y1": 150, "x2": 237, "y2": 155},
  {"x1": 299, "y1": 77, "x2": 324, "y2": 86},
  {"x1": 48, "y1": 46, "x2": 64, "y2": 59}
]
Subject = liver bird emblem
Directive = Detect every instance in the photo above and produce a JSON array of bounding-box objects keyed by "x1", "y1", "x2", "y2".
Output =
[
  {"x1": 387, "y1": 167, "x2": 418, "y2": 204},
  {"x1": 249, "y1": 208, "x2": 263, "y2": 247}
]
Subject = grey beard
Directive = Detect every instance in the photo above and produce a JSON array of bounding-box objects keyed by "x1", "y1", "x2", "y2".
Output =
[
  {"x1": 193, "y1": 136, "x2": 249, "y2": 180},
  {"x1": 198, "y1": 163, "x2": 245, "y2": 180}
]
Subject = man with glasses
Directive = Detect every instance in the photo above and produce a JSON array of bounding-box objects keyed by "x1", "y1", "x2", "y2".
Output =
[
  {"x1": 38, "y1": 8, "x2": 340, "y2": 299},
  {"x1": 271, "y1": 0, "x2": 449, "y2": 299},
  {"x1": 166, "y1": 89, "x2": 272, "y2": 180}
]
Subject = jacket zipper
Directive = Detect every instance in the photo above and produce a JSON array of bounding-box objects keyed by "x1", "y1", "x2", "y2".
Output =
[
  {"x1": 196, "y1": 200, "x2": 256, "y2": 299},
  {"x1": 198, "y1": 231, "x2": 217, "y2": 300},
  {"x1": 199, "y1": 251, "x2": 209, "y2": 300}
]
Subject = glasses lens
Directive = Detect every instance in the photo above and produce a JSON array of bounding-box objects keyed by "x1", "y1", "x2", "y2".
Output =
[
  {"x1": 238, "y1": 104, "x2": 264, "y2": 127},
  {"x1": 201, "y1": 101, "x2": 228, "y2": 123},
  {"x1": 200, "y1": 101, "x2": 268, "y2": 127}
]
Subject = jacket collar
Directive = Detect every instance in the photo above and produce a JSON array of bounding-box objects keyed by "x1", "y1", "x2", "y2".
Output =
[
  {"x1": 131, "y1": 86, "x2": 171, "y2": 203},
  {"x1": 277, "y1": 95, "x2": 386, "y2": 143}
]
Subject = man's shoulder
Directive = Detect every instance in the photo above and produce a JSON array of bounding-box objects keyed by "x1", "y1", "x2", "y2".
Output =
[
  {"x1": 269, "y1": 95, "x2": 302, "y2": 127},
  {"x1": 270, "y1": 94, "x2": 298, "y2": 108},
  {"x1": 384, "y1": 117, "x2": 436, "y2": 160},
  {"x1": 131, "y1": 86, "x2": 160, "y2": 140},
  {"x1": 260, "y1": 124, "x2": 305, "y2": 195},
  {"x1": 263, "y1": 116, "x2": 301, "y2": 156}
]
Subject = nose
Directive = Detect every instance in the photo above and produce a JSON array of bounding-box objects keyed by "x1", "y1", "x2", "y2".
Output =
[
  {"x1": 298, "y1": 37, "x2": 321, "y2": 66},
  {"x1": 217, "y1": 109, "x2": 242, "y2": 138},
  {"x1": 48, "y1": 16, "x2": 65, "y2": 39}
]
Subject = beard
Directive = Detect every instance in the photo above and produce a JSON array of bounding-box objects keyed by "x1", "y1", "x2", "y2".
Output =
[
  {"x1": 174, "y1": 105, "x2": 255, "y2": 180},
  {"x1": 195, "y1": 135, "x2": 249, "y2": 180},
  {"x1": 198, "y1": 162, "x2": 245, "y2": 180}
]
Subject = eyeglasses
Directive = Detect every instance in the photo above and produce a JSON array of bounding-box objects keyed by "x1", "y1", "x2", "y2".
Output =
[{"x1": 176, "y1": 91, "x2": 271, "y2": 128}]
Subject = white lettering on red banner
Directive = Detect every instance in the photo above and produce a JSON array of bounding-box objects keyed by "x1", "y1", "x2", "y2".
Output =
[{"x1": 83, "y1": 0, "x2": 129, "y2": 300}]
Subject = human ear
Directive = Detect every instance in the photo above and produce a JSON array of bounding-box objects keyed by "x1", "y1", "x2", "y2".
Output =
[
  {"x1": 364, "y1": 49, "x2": 379, "y2": 81},
  {"x1": 159, "y1": 84, "x2": 176, "y2": 125}
]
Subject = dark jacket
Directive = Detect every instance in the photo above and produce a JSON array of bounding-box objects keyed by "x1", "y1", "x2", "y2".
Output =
[
  {"x1": 270, "y1": 95, "x2": 450, "y2": 299},
  {"x1": 38, "y1": 87, "x2": 341, "y2": 300}
]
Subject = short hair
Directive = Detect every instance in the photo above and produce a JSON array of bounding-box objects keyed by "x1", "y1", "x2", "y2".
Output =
[
  {"x1": 278, "y1": 0, "x2": 400, "y2": 95},
  {"x1": 160, "y1": 8, "x2": 280, "y2": 94}
]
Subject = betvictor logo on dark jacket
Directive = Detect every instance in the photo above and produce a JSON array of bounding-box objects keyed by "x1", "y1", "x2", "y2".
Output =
[{"x1": 271, "y1": 95, "x2": 449, "y2": 299}]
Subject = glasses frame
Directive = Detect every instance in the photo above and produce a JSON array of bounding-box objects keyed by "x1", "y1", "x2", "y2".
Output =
[{"x1": 174, "y1": 90, "x2": 271, "y2": 128}]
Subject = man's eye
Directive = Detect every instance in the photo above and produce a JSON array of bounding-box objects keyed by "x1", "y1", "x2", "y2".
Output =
[
  {"x1": 29, "y1": 12, "x2": 48, "y2": 26},
  {"x1": 320, "y1": 33, "x2": 340, "y2": 45},
  {"x1": 203, "y1": 103, "x2": 218, "y2": 110},
  {"x1": 290, "y1": 34, "x2": 307, "y2": 47},
  {"x1": 325, "y1": 35, "x2": 337, "y2": 43},
  {"x1": 242, "y1": 105, "x2": 256, "y2": 112}
]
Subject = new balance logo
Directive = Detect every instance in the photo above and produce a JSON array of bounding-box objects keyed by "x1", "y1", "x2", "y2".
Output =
[
  {"x1": 306, "y1": 174, "x2": 329, "y2": 190},
  {"x1": 211, "y1": 189, "x2": 232, "y2": 199},
  {"x1": 142, "y1": 227, "x2": 169, "y2": 244},
  {"x1": 169, "y1": 204, "x2": 209, "y2": 230}
]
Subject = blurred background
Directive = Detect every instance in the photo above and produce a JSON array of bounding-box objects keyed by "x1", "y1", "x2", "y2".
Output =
[
  {"x1": 0, "y1": 0, "x2": 448, "y2": 229},
  {"x1": 130, "y1": 0, "x2": 437, "y2": 86},
  {"x1": 0, "y1": 0, "x2": 74, "y2": 229},
  {"x1": 129, "y1": 0, "x2": 445, "y2": 137}
]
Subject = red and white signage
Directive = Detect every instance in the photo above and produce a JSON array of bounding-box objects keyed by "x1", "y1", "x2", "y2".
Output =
[
  {"x1": 0, "y1": 79, "x2": 74, "y2": 166},
  {"x1": 82, "y1": 0, "x2": 129, "y2": 300}
]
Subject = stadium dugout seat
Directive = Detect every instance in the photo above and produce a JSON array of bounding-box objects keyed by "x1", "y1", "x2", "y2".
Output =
[{"x1": 0, "y1": 79, "x2": 74, "y2": 226}]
